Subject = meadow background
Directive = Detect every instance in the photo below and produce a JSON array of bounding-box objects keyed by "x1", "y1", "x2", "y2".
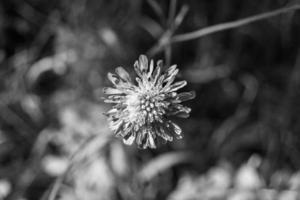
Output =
[{"x1": 0, "y1": 0, "x2": 300, "y2": 199}]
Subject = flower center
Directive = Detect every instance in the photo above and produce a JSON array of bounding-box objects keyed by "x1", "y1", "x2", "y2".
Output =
[
  {"x1": 140, "y1": 95, "x2": 156, "y2": 113},
  {"x1": 139, "y1": 93, "x2": 165, "y2": 123}
]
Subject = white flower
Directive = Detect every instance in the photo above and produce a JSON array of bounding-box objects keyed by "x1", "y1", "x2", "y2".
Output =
[{"x1": 103, "y1": 55, "x2": 195, "y2": 149}]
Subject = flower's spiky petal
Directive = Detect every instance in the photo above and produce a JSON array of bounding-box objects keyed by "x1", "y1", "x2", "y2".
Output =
[
  {"x1": 106, "y1": 108, "x2": 118, "y2": 115},
  {"x1": 135, "y1": 77, "x2": 143, "y2": 88},
  {"x1": 167, "y1": 121, "x2": 183, "y2": 139},
  {"x1": 104, "y1": 94, "x2": 125, "y2": 104},
  {"x1": 107, "y1": 72, "x2": 121, "y2": 86},
  {"x1": 168, "y1": 80, "x2": 187, "y2": 92},
  {"x1": 115, "y1": 67, "x2": 132, "y2": 83},
  {"x1": 156, "y1": 74, "x2": 165, "y2": 88},
  {"x1": 148, "y1": 60, "x2": 154, "y2": 78},
  {"x1": 104, "y1": 99, "x2": 121, "y2": 104},
  {"x1": 136, "y1": 129, "x2": 146, "y2": 148},
  {"x1": 103, "y1": 55, "x2": 194, "y2": 149},
  {"x1": 109, "y1": 119, "x2": 123, "y2": 133},
  {"x1": 138, "y1": 130, "x2": 157, "y2": 149},
  {"x1": 174, "y1": 111, "x2": 190, "y2": 118},
  {"x1": 151, "y1": 61, "x2": 162, "y2": 84},
  {"x1": 116, "y1": 122, "x2": 131, "y2": 137},
  {"x1": 138, "y1": 55, "x2": 148, "y2": 73},
  {"x1": 167, "y1": 104, "x2": 191, "y2": 117},
  {"x1": 164, "y1": 65, "x2": 178, "y2": 83},
  {"x1": 103, "y1": 87, "x2": 124, "y2": 95},
  {"x1": 155, "y1": 123, "x2": 173, "y2": 142},
  {"x1": 134, "y1": 61, "x2": 143, "y2": 78},
  {"x1": 176, "y1": 91, "x2": 196, "y2": 103},
  {"x1": 164, "y1": 69, "x2": 178, "y2": 87},
  {"x1": 123, "y1": 131, "x2": 135, "y2": 145},
  {"x1": 147, "y1": 132, "x2": 156, "y2": 148}
]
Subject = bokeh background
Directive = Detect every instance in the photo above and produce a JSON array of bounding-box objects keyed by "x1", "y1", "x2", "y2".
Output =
[{"x1": 1, "y1": 0, "x2": 300, "y2": 200}]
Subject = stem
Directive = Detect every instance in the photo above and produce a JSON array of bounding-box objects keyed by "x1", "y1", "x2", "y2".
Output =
[
  {"x1": 172, "y1": 4, "x2": 300, "y2": 43},
  {"x1": 164, "y1": 45, "x2": 172, "y2": 67},
  {"x1": 168, "y1": 0, "x2": 177, "y2": 28}
]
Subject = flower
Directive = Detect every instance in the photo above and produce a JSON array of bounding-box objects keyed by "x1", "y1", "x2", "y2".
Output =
[{"x1": 103, "y1": 55, "x2": 195, "y2": 149}]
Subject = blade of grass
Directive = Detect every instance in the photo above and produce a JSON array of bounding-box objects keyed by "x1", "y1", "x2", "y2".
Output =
[
  {"x1": 168, "y1": 0, "x2": 177, "y2": 28},
  {"x1": 146, "y1": 0, "x2": 166, "y2": 24},
  {"x1": 173, "y1": 5, "x2": 189, "y2": 30},
  {"x1": 164, "y1": 44, "x2": 172, "y2": 67},
  {"x1": 147, "y1": 4, "x2": 189, "y2": 57},
  {"x1": 172, "y1": 4, "x2": 300, "y2": 43},
  {"x1": 139, "y1": 16, "x2": 164, "y2": 38}
]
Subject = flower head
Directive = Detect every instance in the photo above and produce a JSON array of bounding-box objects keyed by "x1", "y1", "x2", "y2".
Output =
[{"x1": 103, "y1": 55, "x2": 195, "y2": 149}]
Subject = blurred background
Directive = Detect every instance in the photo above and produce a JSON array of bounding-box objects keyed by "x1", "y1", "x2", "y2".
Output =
[{"x1": 0, "y1": 0, "x2": 300, "y2": 199}]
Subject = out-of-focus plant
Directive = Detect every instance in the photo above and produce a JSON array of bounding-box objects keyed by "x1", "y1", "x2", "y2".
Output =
[{"x1": 147, "y1": 2, "x2": 300, "y2": 57}]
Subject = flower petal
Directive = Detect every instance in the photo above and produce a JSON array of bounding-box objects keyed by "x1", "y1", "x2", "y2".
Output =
[
  {"x1": 109, "y1": 119, "x2": 124, "y2": 132},
  {"x1": 123, "y1": 132, "x2": 135, "y2": 145},
  {"x1": 164, "y1": 65, "x2": 178, "y2": 82},
  {"x1": 152, "y1": 62, "x2": 161, "y2": 84},
  {"x1": 134, "y1": 61, "x2": 143, "y2": 78},
  {"x1": 107, "y1": 72, "x2": 121, "y2": 86},
  {"x1": 164, "y1": 69, "x2": 178, "y2": 86},
  {"x1": 103, "y1": 87, "x2": 125, "y2": 95},
  {"x1": 136, "y1": 129, "x2": 147, "y2": 148},
  {"x1": 174, "y1": 112, "x2": 190, "y2": 118},
  {"x1": 167, "y1": 104, "x2": 191, "y2": 117},
  {"x1": 155, "y1": 124, "x2": 173, "y2": 142},
  {"x1": 104, "y1": 99, "x2": 121, "y2": 103},
  {"x1": 169, "y1": 80, "x2": 187, "y2": 92},
  {"x1": 156, "y1": 74, "x2": 165, "y2": 88},
  {"x1": 176, "y1": 91, "x2": 196, "y2": 102},
  {"x1": 147, "y1": 60, "x2": 154, "y2": 78},
  {"x1": 138, "y1": 55, "x2": 148, "y2": 73},
  {"x1": 115, "y1": 67, "x2": 132, "y2": 83},
  {"x1": 146, "y1": 132, "x2": 156, "y2": 148},
  {"x1": 105, "y1": 108, "x2": 119, "y2": 117},
  {"x1": 167, "y1": 121, "x2": 183, "y2": 139},
  {"x1": 104, "y1": 95, "x2": 125, "y2": 104}
]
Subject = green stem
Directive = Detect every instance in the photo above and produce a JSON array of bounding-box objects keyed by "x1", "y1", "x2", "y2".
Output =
[{"x1": 172, "y1": 4, "x2": 300, "y2": 43}]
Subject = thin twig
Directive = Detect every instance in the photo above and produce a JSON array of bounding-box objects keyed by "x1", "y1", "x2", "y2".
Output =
[
  {"x1": 164, "y1": 45, "x2": 172, "y2": 67},
  {"x1": 173, "y1": 5, "x2": 189, "y2": 30},
  {"x1": 168, "y1": 0, "x2": 177, "y2": 28},
  {"x1": 146, "y1": 0, "x2": 165, "y2": 25},
  {"x1": 164, "y1": 0, "x2": 177, "y2": 66},
  {"x1": 172, "y1": 4, "x2": 300, "y2": 43},
  {"x1": 147, "y1": 4, "x2": 189, "y2": 57}
]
